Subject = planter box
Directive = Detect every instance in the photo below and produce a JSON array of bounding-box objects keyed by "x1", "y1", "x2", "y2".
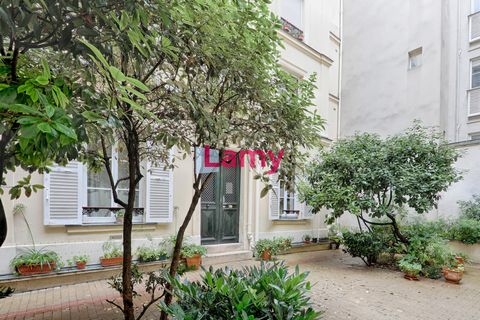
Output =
[
  {"x1": 448, "y1": 241, "x2": 480, "y2": 264},
  {"x1": 16, "y1": 262, "x2": 56, "y2": 276},
  {"x1": 100, "y1": 257, "x2": 123, "y2": 267}
]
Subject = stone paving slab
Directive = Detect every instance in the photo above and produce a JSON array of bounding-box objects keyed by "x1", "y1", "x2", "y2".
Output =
[{"x1": 0, "y1": 250, "x2": 479, "y2": 319}]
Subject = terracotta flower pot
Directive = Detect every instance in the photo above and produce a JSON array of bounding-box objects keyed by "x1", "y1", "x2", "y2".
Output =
[
  {"x1": 261, "y1": 250, "x2": 272, "y2": 261},
  {"x1": 444, "y1": 269, "x2": 463, "y2": 284},
  {"x1": 403, "y1": 273, "x2": 419, "y2": 281},
  {"x1": 17, "y1": 262, "x2": 56, "y2": 276},
  {"x1": 100, "y1": 257, "x2": 123, "y2": 267},
  {"x1": 76, "y1": 262, "x2": 87, "y2": 270},
  {"x1": 185, "y1": 254, "x2": 202, "y2": 270}
]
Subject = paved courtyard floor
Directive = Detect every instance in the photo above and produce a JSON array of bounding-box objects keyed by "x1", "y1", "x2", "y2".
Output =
[{"x1": 0, "y1": 250, "x2": 479, "y2": 319}]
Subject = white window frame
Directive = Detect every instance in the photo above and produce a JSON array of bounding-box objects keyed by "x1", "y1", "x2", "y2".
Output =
[
  {"x1": 83, "y1": 143, "x2": 144, "y2": 224},
  {"x1": 472, "y1": 0, "x2": 480, "y2": 13},
  {"x1": 279, "y1": 185, "x2": 297, "y2": 218},
  {"x1": 408, "y1": 48, "x2": 422, "y2": 70},
  {"x1": 281, "y1": 0, "x2": 304, "y2": 30}
]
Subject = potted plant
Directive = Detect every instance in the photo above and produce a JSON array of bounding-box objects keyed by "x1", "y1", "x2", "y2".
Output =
[
  {"x1": 136, "y1": 245, "x2": 168, "y2": 263},
  {"x1": 398, "y1": 256, "x2": 422, "y2": 281},
  {"x1": 115, "y1": 211, "x2": 124, "y2": 224},
  {"x1": 181, "y1": 244, "x2": 207, "y2": 270},
  {"x1": 254, "y1": 239, "x2": 276, "y2": 261},
  {"x1": 443, "y1": 256, "x2": 464, "y2": 284},
  {"x1": 280, "y1": 237, "x2": 293, "y2": 251},
  {"x1": 11, "y1": 248, "x2": 60, "y2": 276},
  {"x1": 311, "y1": 237, "x2": 318, "y2": 243},
  {"x1": 303, "y1": 234, "x2": 311, "y2": 244},
  {"x1": 68, "y1": 255, "x2": 89, "y2": 270},
  {"x1": 100, "y1": 241, "x2": 123, "y2": 267}
]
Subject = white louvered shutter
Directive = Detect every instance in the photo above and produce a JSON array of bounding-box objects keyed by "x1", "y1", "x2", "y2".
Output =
[
  {"x1": 145, "y1": 161, "x2": 173, "y2": 223},
  {"x1": 471, "y1": 12, "x2": 480, "y2": 41},
  {"x1": 44, "y1": 161, "x2": 83, "y2": 225},
  {"x1": 268, "y1": 173, "x2": 281, "y2": 220}
]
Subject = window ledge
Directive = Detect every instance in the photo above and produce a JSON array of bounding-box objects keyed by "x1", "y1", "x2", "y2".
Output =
[
  {"x1": 272, "y1": 219, "x2": 310, "y2": 225},
  {"x1": 66, "y1": 223, "x2": 157, "y2": 234}
]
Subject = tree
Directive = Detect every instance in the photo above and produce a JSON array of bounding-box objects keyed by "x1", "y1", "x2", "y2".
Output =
[
  {"x1": 300, "y1": 124, "x2": 461, "y2": 243},
  {"x1": 0, "y1": 0, "x2": 124, "y2": 247},
  {"x1": 149, "y1": 1, "x2": 324, "y2": 317}
]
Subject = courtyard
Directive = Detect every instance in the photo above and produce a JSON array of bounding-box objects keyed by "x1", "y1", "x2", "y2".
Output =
[{"x1": 1, "y1": 250, "x2": 479, "y2": 320}]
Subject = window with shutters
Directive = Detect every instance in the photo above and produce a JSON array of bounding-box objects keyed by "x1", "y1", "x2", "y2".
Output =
[
  {"x1": 269, "y1": 174, "x2": 312, "y2": 220},
  {"x1": 470, "y1": 1, "x2": 480, "y2": 42},
  {"x1": 83, "y1": 143, "x2": 143, "y2": 223},
  {"x1": 469, "y1": 58, "x2": 480, "y2": 116},
  {"x1": 281, "y1": 0, "x2": 303, "y2": 29}
]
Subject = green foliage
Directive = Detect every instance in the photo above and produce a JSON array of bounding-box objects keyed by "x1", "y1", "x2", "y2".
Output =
[
  {"x1": 253, "y1": 237, "x2": 292, "y2": 257},
  {"x1": 136, "y1": 243, "x2": 168, "y2": 263},
  {"x1": 341, "y1": 230, "x2": 387, "y2": 266},
  {"x1": 10, "y1": 248, "x2": 60, "y2": 269},
  {"x1": 181, "y1": 244, "x2": 207, "y2": 258},
  {"x1": 102, "y1": 241, "x2": 123, "y2": 259},
  {"x1": 398, "y1": 256, "x2": 422, "y2": 277},
  {"x1": 301, "y1": 124, "x2": 461, "y2": 225},
  {"x1": 160, "y1": 262, "x2": 322, "y2": 320},
  {"x1": 458, "y1": 195, "x2": 480, "y2": 220},
  {"x1": 449, "y1": 219, "x2": 480, "y2": 244}
]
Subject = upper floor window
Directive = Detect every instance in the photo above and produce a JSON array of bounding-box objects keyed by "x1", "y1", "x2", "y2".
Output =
[
  {"x1": 408, "y1": 48, "x2": 422, "y2": 70},
  {"x1": 472, "y1": 59, "x2": 480, "y2": 89},
  {"x1": 281, "y1": 0, "x2": 303, "y2": 29},
  {"x1": 473, "y1": 0, "x2": 480, "y2": 13}
]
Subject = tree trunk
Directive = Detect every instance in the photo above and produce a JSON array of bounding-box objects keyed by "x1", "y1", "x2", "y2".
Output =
[
  {"x1": 0, "y1": 198, "x2": 6, "y2": 248},
  {"x1": 386, "y1": 213, "x2": 409, "y2": 244},
  {"x1": 160, "y1": 174, "x2": 204, "y2": 320}
]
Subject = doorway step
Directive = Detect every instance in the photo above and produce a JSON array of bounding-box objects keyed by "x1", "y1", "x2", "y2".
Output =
[{"x1": 203, "y1": 243, "x2": 252, "y2": 265}]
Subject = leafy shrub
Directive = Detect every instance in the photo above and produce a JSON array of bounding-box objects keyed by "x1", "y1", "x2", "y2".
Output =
[
  {"x1": 160, "y1": 262, "x2": 322, "y2": 320},
  {"x1": 67, "y1": 254, "x2": 89, "y2": 266},
  {"x1": 136, "y1": 245, "x2": 168, "y2": 263},
  {"x1": 403, "y1": 219, "x2": 451, "y2": 240},
  {"x1": 181, "y1": 244, "x2": 207, "y2": 258},
  {"x1": 253, "y1": 237, "x2": 292, "y2": 257},
  {"x1": 398, "y1": 255, "x2": 422, "y2": 277},
  {"x1": 449, "y1": 219, "x2": 480, "y2": 244},
  {"x1": 10, "y1": 248, "x2": 60, "y2": 270},
  {"x1": 102, "y1": 241, "x2": 123, "y2": 259},
  {"x1": 341, "y1": 230, "x2": 386, "y2": 266},
  {"x1": 458, "y1": 195, "x2": 480, "y2": 220}
]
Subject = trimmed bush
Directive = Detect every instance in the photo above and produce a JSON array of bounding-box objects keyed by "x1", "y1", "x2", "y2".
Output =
[
  {"x1": 160, "y1": 262, "x2": 322, "y2": 319},
  {"x1": 341, "y1": 230, "x2": 386, "y2": 266},
  {"x1": 449, "y1": 219, "x2": 480, "y2": 244}
]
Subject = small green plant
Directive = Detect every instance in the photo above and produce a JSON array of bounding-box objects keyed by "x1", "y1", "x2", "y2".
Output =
[
  {"x1": 160, "y1": 262, "x2": 322, "y2": 319},
  {"x1": 398, "y1": 256, "x2": 422, "y2": 277},
  {"x1": 303, "y1": 234, "x2": 311, "y2": 242},
  {"x1": 67, "y1": 254, "x2": 89, "y2": 266},
  {"x1": 102, "y1": 241, "x2": 123, "y2": 259},
  {"x1": 181, "y1": 244, "x2": 207, "y2": 258},
  {"x1": 136, "y1": 245, "x2": 168, "y2": 263},
  {"x1": 10, "y1": 248, "x2": 60, "y2": 270},
  {"x1": 253, "y1": 237, "x2": 291, "y2": 258}
]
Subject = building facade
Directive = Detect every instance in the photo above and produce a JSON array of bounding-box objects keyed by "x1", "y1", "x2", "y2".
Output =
[
  {"x1": 0, "y1": 0, "x2": 342, "y2": 275},
  {"x1": 341, "y1": 0, "x2": 480, "y2": 221}
]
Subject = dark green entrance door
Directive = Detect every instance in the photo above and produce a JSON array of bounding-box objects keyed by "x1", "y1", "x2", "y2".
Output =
[{"x1": 200, "y1": 165, "x2": 240, "y2": 245}]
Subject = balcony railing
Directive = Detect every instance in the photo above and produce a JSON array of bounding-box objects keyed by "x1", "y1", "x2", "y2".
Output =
[
  {"x1": 280, "y1": 18, "x2": 304, "y2": 42},
  {"x1": 468, "y1": 87, "x2": 480, "y2": 117},
  {"x1": 469, "y1": 11, "x2": 480, "y2": 42}
]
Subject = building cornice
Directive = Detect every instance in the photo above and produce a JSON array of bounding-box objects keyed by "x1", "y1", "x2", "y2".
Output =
[{"x1": 277, "y1": 30, "x2": 334, "y2": 67}]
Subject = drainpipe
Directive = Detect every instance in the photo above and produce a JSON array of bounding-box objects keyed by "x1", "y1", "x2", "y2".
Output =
[
  {"x1": 246, "y1": 168, "x2": 253, "y2": 250},
  {"x1": 255, "y1": 178, "x2": 260, "y2": 244},
  {"x1": 337, "y1": 0, "x2": 343, "y2": 140}
]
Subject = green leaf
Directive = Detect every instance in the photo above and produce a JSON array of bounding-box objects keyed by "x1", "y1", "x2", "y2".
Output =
[
  {"x1": 52, "y1": 122, "x2": 77, "y2": 140},
  {"x1": 35, "y1": 75, "x2": 49, "y2": 86},
  {"x1": 45, "y1": 104, "x2": 55, "y2": 118},
  {"x1": 109, "y1": 66, "x2": 126, "y2": 81},
  {"x1": 8, "y1": 104, "x2": 41, "y2": 115},
  {"x1": 125, "y1": 77, "x2": 150, "y2": 92},
  {"x1": 37, "y1": 122, "x2": 52, "y2": 133},
  {"x1": 80, "y1": 39, "x2": 109, "y2": 68}
]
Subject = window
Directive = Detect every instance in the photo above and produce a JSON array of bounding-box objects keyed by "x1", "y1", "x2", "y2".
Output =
[
  {"x1": 472, "y1": 59, "x2": 480, "y2": 89},
  {"x1": 279, "y1": 184, "x2": 296, "y2": 218},
  {"x1": 281, "y1": 0, "x2": 303, "y2": 29},
  {"x1": 470, "y1": 133, "x2": 480, "y2": 140},
  {"x1": 473, "y1": 0, "x2": 480, "y2": 13},
  {"x1": 84, "y1": 143, "x2": 141, "y2": 223},
  {"x1": 408, "y1": 48, "x2": 422, "y2": 70}
]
